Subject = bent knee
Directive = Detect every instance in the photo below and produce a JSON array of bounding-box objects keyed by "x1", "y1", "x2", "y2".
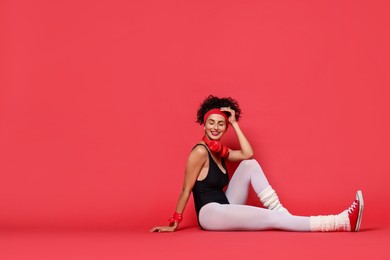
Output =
[{"x1": 239, "y1": 159, "x2": 260, "y2": 169}]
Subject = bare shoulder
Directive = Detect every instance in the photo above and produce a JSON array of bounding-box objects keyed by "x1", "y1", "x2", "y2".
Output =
[
  {"x1": 189, "y1": 144, "x2": 208, "y2": 160},
  {"x1": 186, "y1": 144, "x2": 208, "y2": 170}
]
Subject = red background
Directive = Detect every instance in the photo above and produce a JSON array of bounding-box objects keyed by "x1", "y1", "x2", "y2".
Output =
[{"x1": 1, "y1": 0, "x2": 389, "y2": 234}]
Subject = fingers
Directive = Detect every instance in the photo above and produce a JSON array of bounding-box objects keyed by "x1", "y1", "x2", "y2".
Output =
[
  {"x1": 220, "y1": 107, "x2": 236, "y2": 117},
  {"x1": 150, "y1": 226, "x2": 164, "y2": 232},
  {"x1": 220, "y1": 107, "x2": 236, "y2": 123},
  {"x1": 150, "y1": 227, "x2": 158, "y2": 232},
  {"x1": 220, "y1": 107, "x2": 234, "y2": 113},
  {"x1": 150, "y1": 226, "x2": 174, "y2": 233}
]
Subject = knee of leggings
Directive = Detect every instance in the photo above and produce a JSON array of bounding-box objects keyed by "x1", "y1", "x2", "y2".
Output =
[{"x1": 239, "y1": 158, "x2": 258, "y2": 169}]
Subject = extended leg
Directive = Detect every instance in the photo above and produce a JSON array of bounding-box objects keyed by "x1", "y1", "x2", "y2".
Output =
[
  {"x1": 199, "y1": 203, "x2": 349, "y2": 232},
  {"x1": 199, "y1": 191, "x2": 364, "y2": 232},
  {"x1": 199, "y1": 203, "x2": 309, "y2": 231}
]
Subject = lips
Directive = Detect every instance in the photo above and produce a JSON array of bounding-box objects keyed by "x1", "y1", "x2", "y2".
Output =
[{"x1": 210, "y1": 131, "x2": 220, "y2": 136}]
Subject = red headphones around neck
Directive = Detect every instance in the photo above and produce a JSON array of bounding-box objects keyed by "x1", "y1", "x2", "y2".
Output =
[{"x1": 202, "y1": 135, "x2": 230, "y2": 158}]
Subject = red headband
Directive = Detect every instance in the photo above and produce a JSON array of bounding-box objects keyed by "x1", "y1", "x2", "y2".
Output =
[{"x1": 203, "y1": 108, "x2": 229, "y2": 123}]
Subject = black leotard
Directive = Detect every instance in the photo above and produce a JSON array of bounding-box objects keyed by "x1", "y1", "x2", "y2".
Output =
[{"x1": 192, "y1": 144, "x2": 230, "y2": 218}]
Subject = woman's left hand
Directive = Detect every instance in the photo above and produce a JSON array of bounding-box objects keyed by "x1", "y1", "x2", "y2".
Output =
[
  {"x1": 220, "y1": 107, "x2": 236, "y2": 124},
  {"x1": 150, "y1": 222, "x2": 179, "y2": 232}
]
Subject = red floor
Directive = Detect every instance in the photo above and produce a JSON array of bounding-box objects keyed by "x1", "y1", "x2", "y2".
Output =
[{"x1": 1, "y1": 224, "x2": 389, "y2": 260}]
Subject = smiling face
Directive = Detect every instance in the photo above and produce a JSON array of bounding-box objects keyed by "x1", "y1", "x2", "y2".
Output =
[{"x1": 204, "y1": 114, "x2": 227, "y2": 140}]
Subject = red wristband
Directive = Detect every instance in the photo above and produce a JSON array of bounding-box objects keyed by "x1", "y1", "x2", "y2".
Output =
[{"x1": 168, "y1": 212, "x2": 183, "y2": 223}]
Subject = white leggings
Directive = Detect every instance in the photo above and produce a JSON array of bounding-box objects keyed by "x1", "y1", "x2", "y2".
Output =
[{"x1": 198, "y1": 159, "x2": 311, "y2": 231}]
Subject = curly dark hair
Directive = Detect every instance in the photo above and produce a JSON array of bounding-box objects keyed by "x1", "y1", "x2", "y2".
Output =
[{"x1": 196, "y1": 95, "x2": 241, "y2": 124}]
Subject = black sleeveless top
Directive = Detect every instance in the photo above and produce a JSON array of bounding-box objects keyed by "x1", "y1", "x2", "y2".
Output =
[{"x1": 192, "y1": 144, "x2": 230, "y2": 217}]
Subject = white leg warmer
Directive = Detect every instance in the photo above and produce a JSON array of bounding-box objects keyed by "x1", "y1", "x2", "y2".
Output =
[
  {"x1": 258, "y1": 185, "x2": 291, "y2": 214},
  {"x1": 310, "y1": 211, "x2": 350, "y2": 232}
]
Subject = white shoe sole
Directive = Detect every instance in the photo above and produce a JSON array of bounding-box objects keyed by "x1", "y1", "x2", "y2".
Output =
[{"x1": 355, "y1": 190, "x2": 364, "y2": 231}]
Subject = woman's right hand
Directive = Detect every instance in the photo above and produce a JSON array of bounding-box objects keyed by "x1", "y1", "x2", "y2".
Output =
[{"x1": 150, "y1": 222, "x2": 179, "y2": 232}]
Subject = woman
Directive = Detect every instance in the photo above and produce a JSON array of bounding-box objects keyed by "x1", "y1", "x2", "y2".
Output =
[{"x1": 150, "y1": 95, "x2": 364, "y2": 232}]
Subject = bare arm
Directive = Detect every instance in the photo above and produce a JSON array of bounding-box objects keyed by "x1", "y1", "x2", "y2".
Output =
[
  {"x1": 150, "y1": 145, "x2": 207, "y2": 232},
  {"x1": 220, "y1": 107, "x2": 254, "y2": 162}
]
